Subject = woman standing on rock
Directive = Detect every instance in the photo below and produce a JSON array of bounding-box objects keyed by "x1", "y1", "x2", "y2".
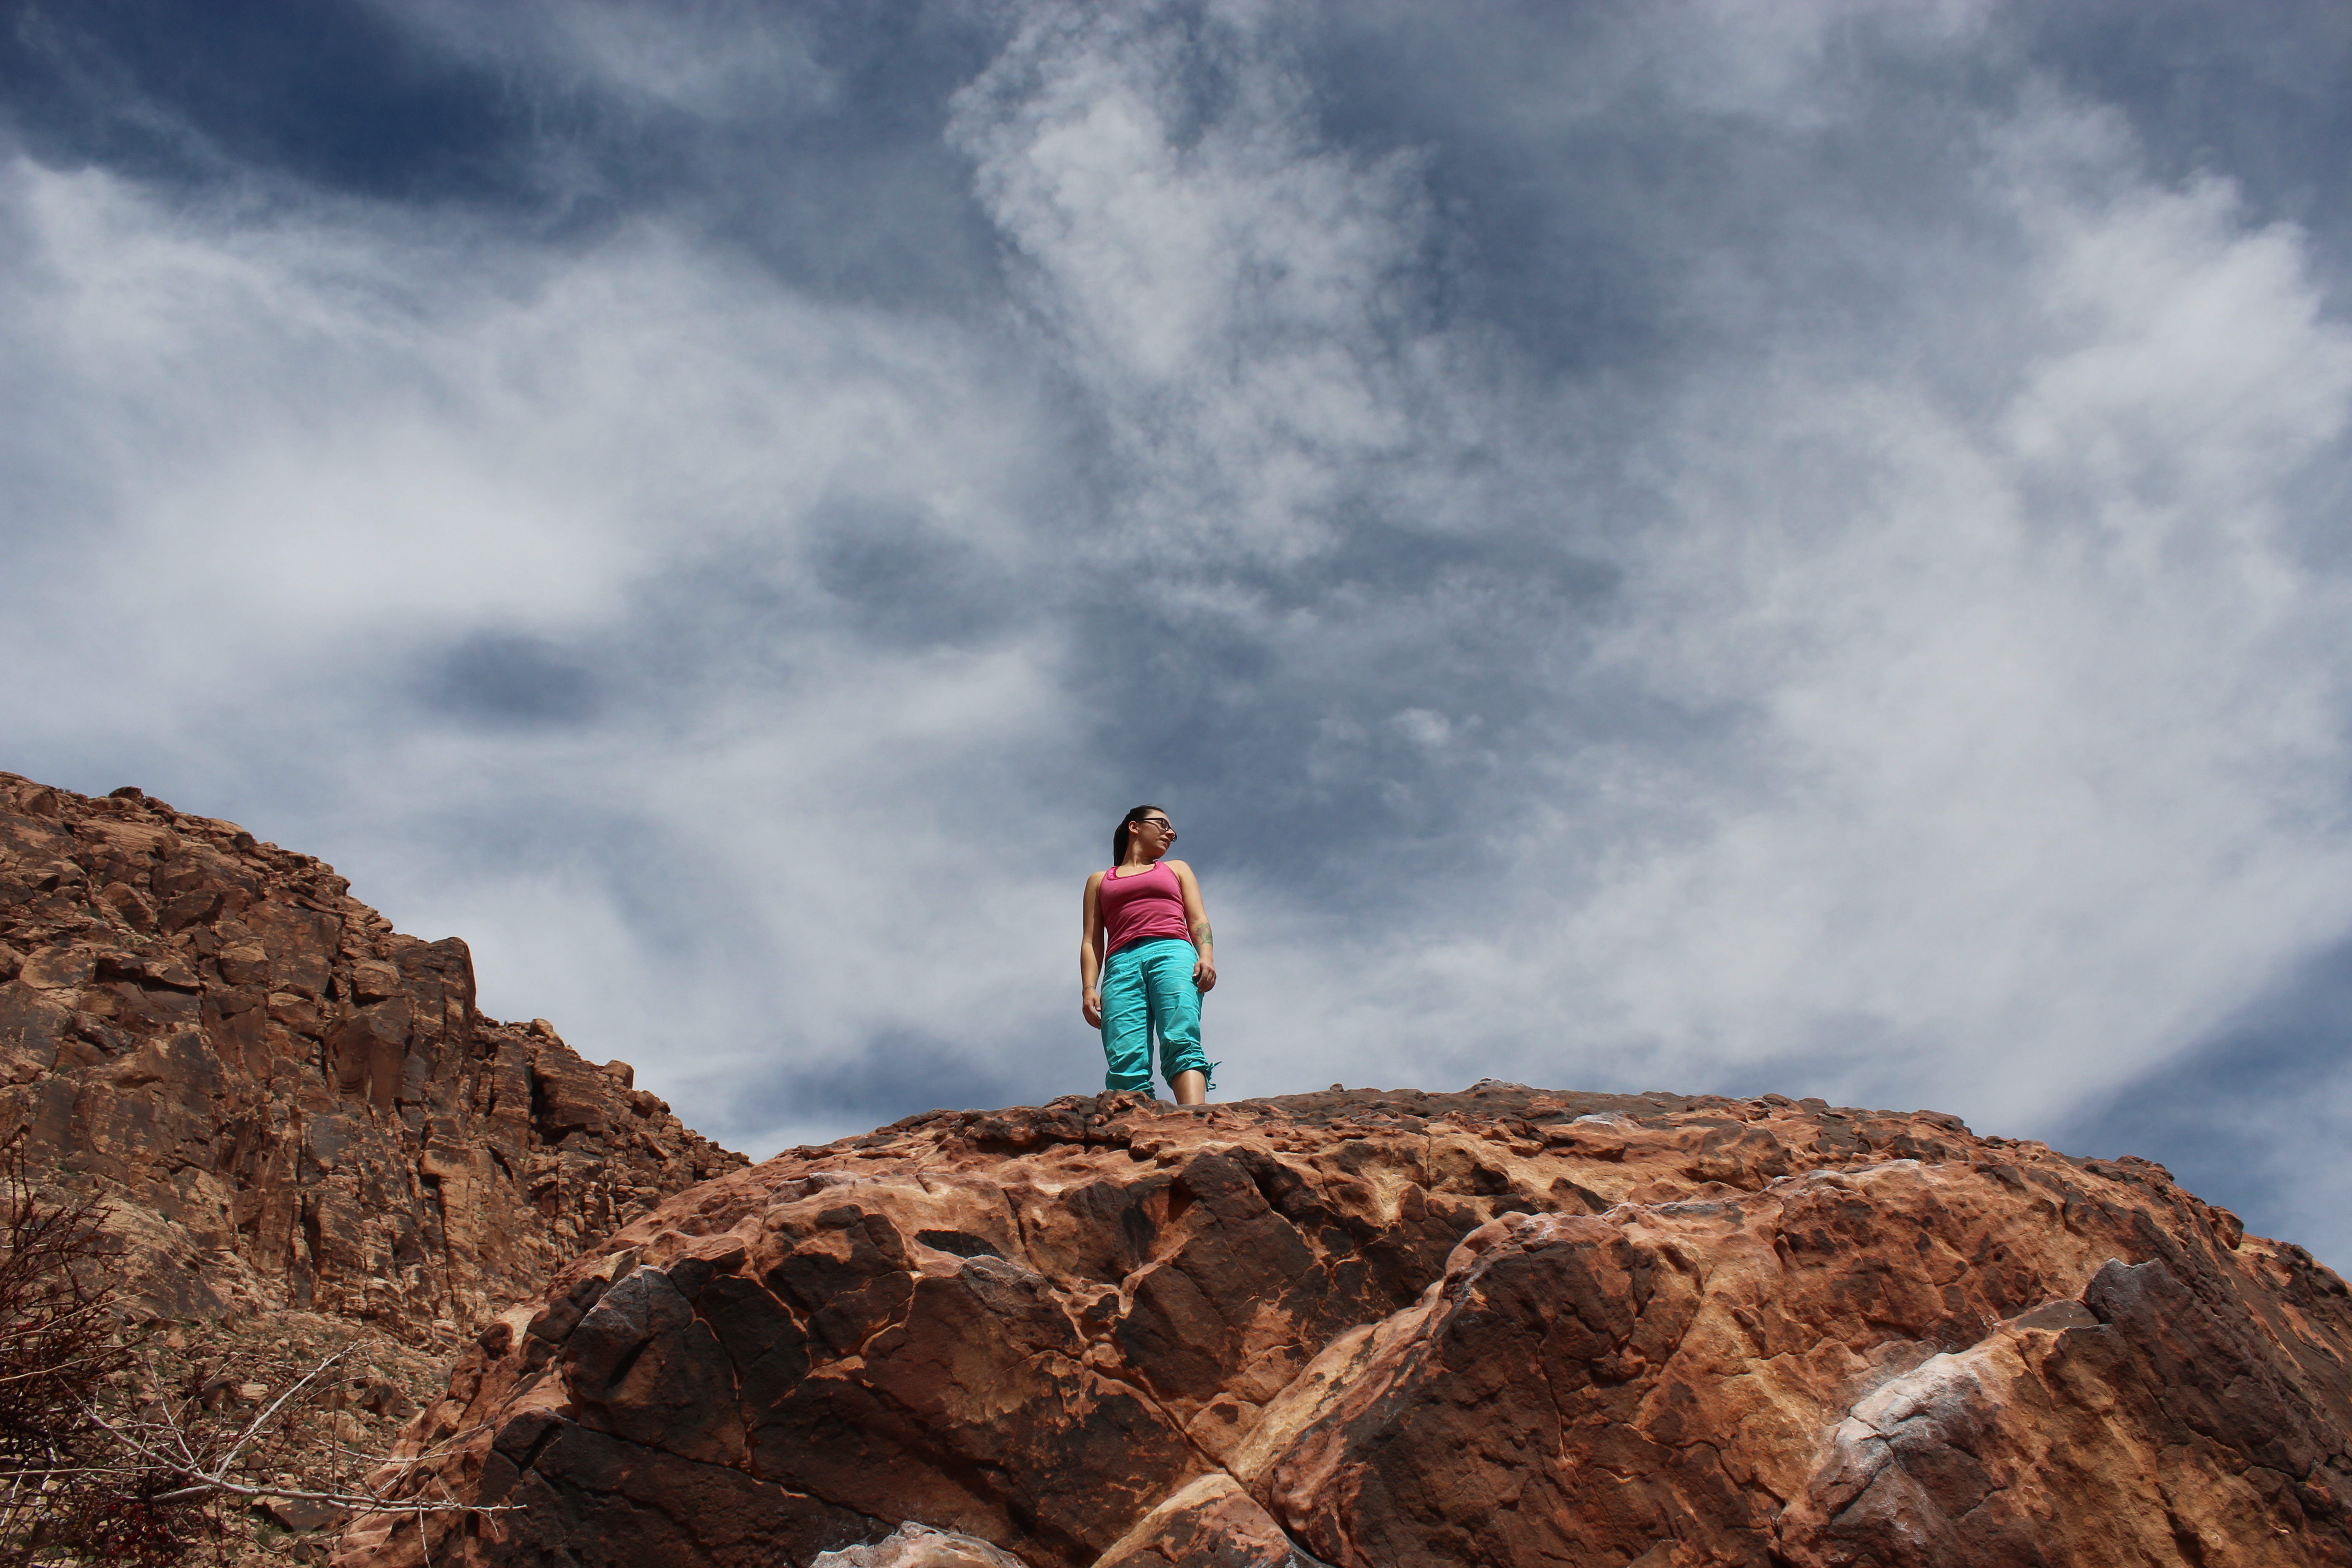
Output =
[{"x1": 1082, "y1": 805, "x2": 1216, "y2": 1105}]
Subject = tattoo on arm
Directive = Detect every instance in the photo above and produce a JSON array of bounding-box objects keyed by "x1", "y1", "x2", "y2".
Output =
[{"x1": 1194, "y1": 920, "x2": 1213, "y2": 946}]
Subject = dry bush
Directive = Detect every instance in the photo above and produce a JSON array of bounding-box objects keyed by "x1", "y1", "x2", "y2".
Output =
[
  {"x1": 0, "y1": 1131, "x2": 494, "y2": 1566},
  {"x1": 0, "y1": 1125, "x2": 177, "y2": 1565}
]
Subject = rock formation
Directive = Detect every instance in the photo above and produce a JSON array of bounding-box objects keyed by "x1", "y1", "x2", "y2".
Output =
[
  {"x1": 339, "y1": 1084, "x2": 2352, "y2": 1568},
  {"x1": 0, "y1": 772, "x2": 742, "y2": 1342}
]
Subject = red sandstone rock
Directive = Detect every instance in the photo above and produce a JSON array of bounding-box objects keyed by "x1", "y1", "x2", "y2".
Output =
[
  {"x1": 336, "y1": 1084, "x2": 2352, "y2": 1567},
  {"x1": 0, "y1": 773, "x2": 743, "y2": 1342}
]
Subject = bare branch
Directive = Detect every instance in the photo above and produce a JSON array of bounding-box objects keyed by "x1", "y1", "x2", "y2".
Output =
[
  {"x1": 212, "y1": 1343, "x2": 353, "y2": 1473},
  {"x1": 144, "y1": 1474, "x2": 514, "y2": 1513}
]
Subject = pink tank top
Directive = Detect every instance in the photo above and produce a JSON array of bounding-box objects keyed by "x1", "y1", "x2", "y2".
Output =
[{"x1": 1099, "y1": 862, "x2": 1192, "y2": 955}]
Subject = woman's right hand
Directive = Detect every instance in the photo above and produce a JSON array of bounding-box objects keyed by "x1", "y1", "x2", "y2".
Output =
[{"x1": 1083, "y1": 988, "x2": 1103, "y2": 1029}]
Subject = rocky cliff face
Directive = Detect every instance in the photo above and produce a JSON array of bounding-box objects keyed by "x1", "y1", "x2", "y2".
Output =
[
  {"x1": 0, "y1": 772, "x2": 743, "y2": 1342},
  {"x1": 339, "y1": 1084, "x2": 2352, "y2": 1568}
]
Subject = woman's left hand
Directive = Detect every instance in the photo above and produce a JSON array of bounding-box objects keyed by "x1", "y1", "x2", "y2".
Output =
[{"x1": 1170, "y1": 860, "x2": 1217, "y2": 995}]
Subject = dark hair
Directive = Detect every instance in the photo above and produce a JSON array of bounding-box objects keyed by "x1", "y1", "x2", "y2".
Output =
[{"x1": 1113, "y1": 804, "x2": 1168, "y2": 865}]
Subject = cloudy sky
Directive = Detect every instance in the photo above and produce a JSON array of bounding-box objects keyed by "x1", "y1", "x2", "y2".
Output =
[{"x1": 8, "y1": 0, "x2": 2352, "y2": 1259}]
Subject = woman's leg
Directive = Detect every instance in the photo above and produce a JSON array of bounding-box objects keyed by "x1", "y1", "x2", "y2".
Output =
[
  {"x1": 1097, "y1": 947, "x2": 1156, "y2": 1092},
  {"x1": 1139, "y1": 940, "x2": 1212, "y2": 1102}
]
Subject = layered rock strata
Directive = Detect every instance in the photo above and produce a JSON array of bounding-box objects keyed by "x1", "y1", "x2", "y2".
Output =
[
  {"x1": 0, "y1": 773, "x2": 743, "y2": 1341},
  {"x1": 340, "y1": 1084, "x2": 2352, "y2": 1567}
]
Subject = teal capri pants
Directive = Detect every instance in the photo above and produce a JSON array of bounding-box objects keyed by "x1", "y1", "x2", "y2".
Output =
[{"x1": 1099, "y1": 937, "x2": 1215, "y2": 1094}]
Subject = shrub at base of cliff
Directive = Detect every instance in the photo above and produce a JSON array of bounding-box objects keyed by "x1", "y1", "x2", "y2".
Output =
[
  {"x1": 0, "y1": 1120, "x2": 504, "y2": 1568},
  {"x1": 21, "y1": 1308, "x2": 506, "y2": 1568},
  {"x1": 0, "y1": 1126, "x2": 174, "y2": 1567}
]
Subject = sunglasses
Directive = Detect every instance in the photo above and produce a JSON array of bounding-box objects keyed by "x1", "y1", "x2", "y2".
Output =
[{"x1": 1138, "y1": 818, "x2": 1176, "y2": 838}]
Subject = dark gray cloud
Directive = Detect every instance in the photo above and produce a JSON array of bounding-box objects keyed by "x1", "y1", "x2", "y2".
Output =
[
  {"x1": 5, "y1": 0, "x2": 2352, "y2": 1261},
  {"x1": 2058, "y1": 933, "x2": 2352, "y2": 1250},
  {"x1": 423, "y1": 632, "x2": 603, "y2": 727},
  {"x1": 2, "y1": 0, "x2": 541, "y2": 199},
  {"x1": 752, "y1": 1029, "x2": 1069, "y2": 1134}
]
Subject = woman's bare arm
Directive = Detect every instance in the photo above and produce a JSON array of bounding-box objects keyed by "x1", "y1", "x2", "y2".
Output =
[
  {"x1": 1080, "y1": 872, "x2": 1107, "y2": 1027},
  {"x1": 1168, "y1": 860, "x2": 1217, "y2": 992}
]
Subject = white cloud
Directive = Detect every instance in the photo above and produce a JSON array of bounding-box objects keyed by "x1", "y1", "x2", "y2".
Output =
[
  {"x1": 950, "y1": 3, "x2": 1440, "y2": 565},
  {"x1": 5, "y1": 0, "x2": 2352, "y2": 1208},
  {"x1": 1526, "y1": 107, "x2": 2352, "y2": 1125},
  {"x1": 0, "y1": 148, "x2": 1098, "y2": 1146},
  {"x1": 0, "y1": 152, "x2": 1049, "y2": 657}
]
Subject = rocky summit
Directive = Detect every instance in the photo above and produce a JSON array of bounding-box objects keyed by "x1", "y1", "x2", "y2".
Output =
[
  {"x1": 0, "y1": 772, "x2": 742, "y2": 1342},
  {"x1": 343, "y1": 1084, "x2": 2352, "y2": 1568}
]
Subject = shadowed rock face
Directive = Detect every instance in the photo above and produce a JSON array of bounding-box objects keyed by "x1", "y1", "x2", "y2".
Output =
[
  {"x1": 0, "y1": 773, "x2": 743, "y2": 1341},
  {"x1": 339, "y1": 1085, "x2": 2352, "y2": 1568}
]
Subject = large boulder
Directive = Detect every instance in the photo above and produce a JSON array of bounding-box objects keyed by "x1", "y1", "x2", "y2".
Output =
[{"x1": 337, "y1": 1084, "x2": 2352, "y2": 1566}]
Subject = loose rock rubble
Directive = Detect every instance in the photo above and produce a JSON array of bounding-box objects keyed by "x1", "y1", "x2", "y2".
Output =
[
  {"x1": 0, "y1": 773, "x2": 743, "y2": 1344},
  {"x1": 337, "y1": 1083, "x2": 2352, "y2": 1567}
]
